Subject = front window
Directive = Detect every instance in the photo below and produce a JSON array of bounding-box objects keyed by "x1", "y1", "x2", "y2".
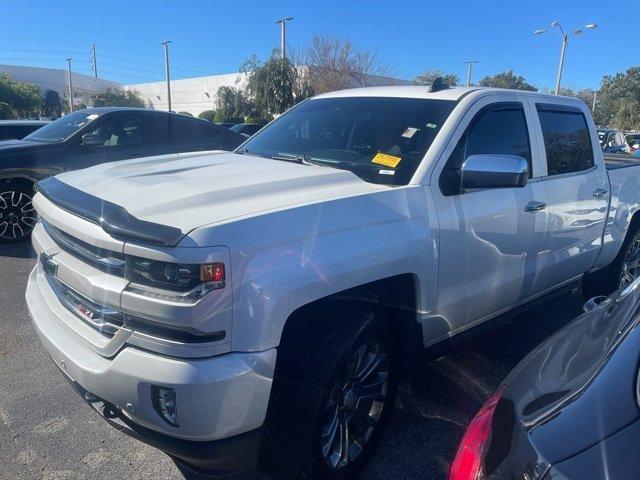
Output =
[
  {"x1": 24, "y1": 111, "x2": 102, "y2": 143},
  {"x1": 238, "y1": 97, "x2": 455, "y2": 185}
]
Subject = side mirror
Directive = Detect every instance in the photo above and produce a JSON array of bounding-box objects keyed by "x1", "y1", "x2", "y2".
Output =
[
  {"x1": 459, "y1": 154, "x2": 528, "y2": 190},
  {"x1": 582, "y1": 295, "x2": 610, "y2": 313},
  {"x1": 81, "y1": 133, "x2": 103, "y2": 147}
]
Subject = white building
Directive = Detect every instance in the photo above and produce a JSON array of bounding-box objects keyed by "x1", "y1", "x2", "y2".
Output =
[
  {"x1": 0, "y1": 64, "x2": 120, "y2": 107},
  {"x1": 2, "y1": 63, "x2": 412, "y2": 118},
  {"x1": 125, "y1": 72, "x2": 248, "y2": 115}
]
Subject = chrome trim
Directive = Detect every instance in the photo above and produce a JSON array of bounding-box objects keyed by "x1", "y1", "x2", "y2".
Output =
[
  {"x1": 44, "y1": 267, "x2": 125, "y2": 337},
  {"x1": 42, "y1": 219, "x2": 125, "y2": 276}
]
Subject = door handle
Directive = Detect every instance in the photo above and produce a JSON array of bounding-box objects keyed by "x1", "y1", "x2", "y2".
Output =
[
  {"x1": 524, "y1": 201, "x2": 547, "y2": 212},
  {"x1": 593, "y1": 188, "x2": 609, "y2": 198}
]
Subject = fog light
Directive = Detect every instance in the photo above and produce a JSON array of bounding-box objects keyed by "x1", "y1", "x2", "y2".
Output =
[{"x1": 151, "y1": 386, "x2": 179, "y2": 427}]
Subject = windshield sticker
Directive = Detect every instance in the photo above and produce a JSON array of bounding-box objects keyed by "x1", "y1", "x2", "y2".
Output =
[
  {"x1": 87, "y1": 114, "x2": 100, "y2": 121},
  {"x1": 402, "y1": 127, "x2": 419, "y2": 138},
  {"x1": 372, "y1": 152, "x2": 402, "y2": 168},
  {"x1": 379, "y1": 169, "x2": 395, "y2": 175},
  {"x1": 426, "y1": 123, "x2": 437, "y2": 129}
]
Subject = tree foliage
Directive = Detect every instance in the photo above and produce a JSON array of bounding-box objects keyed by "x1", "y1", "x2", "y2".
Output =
[
  {"x1": 593, "y1": 66, "x2": 640, "y2": 130},
  {"x1": 214, "y1": 86, "x2": 253, "y2": 123},
  {"x1": 43, "y1": 89, "x2": 62, "y2": 118},
  {"x1": 197, "y1": 109, "x2": 216, "y2": 122},
  {"x1": 479, "y1": 70, "x2": 537, "y2": 91},
  {"x1": 414, "y1": 70, "x2": 460, "y2": 87},
  {"x1": 0, "y1": 73, "x2": 42, "y2": 118},
  {"x1": 242, "y1": 50, "x2": 307, "y2": 119},
  {"x1": 91, "y1": 88, "x2": 148, "y2": 108},
  {"x1": 299, "y1": 35, "x2": 391, "y2": 94}
]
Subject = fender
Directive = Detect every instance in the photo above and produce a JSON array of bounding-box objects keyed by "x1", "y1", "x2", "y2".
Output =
[{"x1": 188, "y1": 186, "x2": 439, "y2": 352}]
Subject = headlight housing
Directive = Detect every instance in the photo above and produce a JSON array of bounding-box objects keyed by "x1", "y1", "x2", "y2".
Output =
[{"x1": 125, "y1": 256, "x2": 225, "y2": 302}]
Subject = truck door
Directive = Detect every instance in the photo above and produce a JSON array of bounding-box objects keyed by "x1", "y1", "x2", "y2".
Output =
[
  {"x1": 529, "y1": 102, "x2": 609, "y2": 290},
  {"x1": 430, "y1": 95, "x2": 548, "y2": 330}
]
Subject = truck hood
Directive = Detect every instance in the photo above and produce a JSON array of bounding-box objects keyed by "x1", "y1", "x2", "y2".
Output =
[{"x1": 54, "y1": 151, "x2": 385, "y2": 236}]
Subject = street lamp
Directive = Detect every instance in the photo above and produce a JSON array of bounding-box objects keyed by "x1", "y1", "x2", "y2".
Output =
[
  {"x1": 275, "y1": 16, "x2": 294, "y2": 59},
  {"x1": 534, "y1": 21, "x2": 597, "y2": 95}
]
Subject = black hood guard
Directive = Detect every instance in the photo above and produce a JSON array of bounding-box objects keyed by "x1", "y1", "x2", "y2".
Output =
[{"x1": 37, "y1": 177, "x2": 184, "y2": 247}]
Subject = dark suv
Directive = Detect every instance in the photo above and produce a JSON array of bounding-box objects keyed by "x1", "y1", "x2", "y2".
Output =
[{"x1": 0, "y1": 108, "x2": 245, "y2": 243}]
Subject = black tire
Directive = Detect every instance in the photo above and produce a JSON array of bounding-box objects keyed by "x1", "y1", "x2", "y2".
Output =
[
  {"x1": 261, "y1": 303, "x2": 399, "y2": 479},
  {"x1": 0, "y1": 181, "x2": 37, "y2": 243},
  {"x1": 583, "y1": 223, "x2": 640, "y2": 299}
]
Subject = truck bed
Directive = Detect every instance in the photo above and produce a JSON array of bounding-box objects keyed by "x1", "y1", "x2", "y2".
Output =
[{"x1": 605, "y1": 154, "x2": 640, "y2": 170}]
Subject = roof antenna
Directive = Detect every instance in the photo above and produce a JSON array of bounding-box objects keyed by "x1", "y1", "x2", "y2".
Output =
[{"x1": 428, "y1": 76, "x2": 449, "y2": 93}]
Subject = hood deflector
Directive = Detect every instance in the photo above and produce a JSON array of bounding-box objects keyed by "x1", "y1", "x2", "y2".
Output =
[{"x1": 37, "y1": 177, "x2": 184, "y2": 247}]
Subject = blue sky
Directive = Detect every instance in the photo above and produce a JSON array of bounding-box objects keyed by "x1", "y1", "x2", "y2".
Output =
[{"x1": 0, "y1": 0, "x2": 635, "y2": 90}]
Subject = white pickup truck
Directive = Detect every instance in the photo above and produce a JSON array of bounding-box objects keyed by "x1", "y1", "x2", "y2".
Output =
[{"x1": 27, "y1": 85, "x2": 640, "y2": 479}]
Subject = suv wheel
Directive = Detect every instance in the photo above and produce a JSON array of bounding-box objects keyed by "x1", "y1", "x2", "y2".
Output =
[
  {"x1": 262, "y1": 304, "x2": 398, "y2": 479},
  {"x1": 0, "y1": 182, "x2": 37, "y2": 243}
]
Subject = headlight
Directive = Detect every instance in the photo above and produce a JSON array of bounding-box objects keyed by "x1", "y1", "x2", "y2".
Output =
[{"x1": 125, "y1": 256, "x2": 225, "y2": 302}]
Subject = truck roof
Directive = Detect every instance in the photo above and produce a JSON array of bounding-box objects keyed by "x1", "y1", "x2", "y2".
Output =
[{"x1": 314, "y1": 85, "x2": 583, "y2": 104}]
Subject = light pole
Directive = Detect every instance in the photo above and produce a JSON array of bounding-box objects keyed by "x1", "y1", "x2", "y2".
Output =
[
  {"x1": 463, "y1": 60, "x2": 479, "y2": 86},
  {"x1": 66, "y1": 58, "x2": 74, "y2": 113},
  {"x1": 161, "y1": 40, "x2": 172, "y2": 112},
  {"x1": 275, "y1": 16, "x2": 293, "y2": 59},
  {"x1": 534, "y1": 21, "x2": 597, "y2": 95}
]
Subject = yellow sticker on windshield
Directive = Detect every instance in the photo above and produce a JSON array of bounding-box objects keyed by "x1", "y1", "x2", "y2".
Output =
[{"x1": 372, "y1": 152, "x2": 401, "y2": 168}]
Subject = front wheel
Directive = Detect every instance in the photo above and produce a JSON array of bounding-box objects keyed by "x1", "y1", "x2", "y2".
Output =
[
  {"x1": 0, "y1": 182, "x2": 38, "y2": 243},
  {"x1": 262, "y1": 305, "x2": 398, "y2": 479}
]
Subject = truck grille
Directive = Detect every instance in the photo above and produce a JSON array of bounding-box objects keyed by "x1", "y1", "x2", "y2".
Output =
[{"x1": 42, "y1": 219, "x2": 125, "y2": 276}]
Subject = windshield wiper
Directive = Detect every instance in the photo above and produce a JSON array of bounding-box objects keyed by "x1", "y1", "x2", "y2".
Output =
[{"x1": 270, "y1": 153, "x2": 333, "y2": 168}]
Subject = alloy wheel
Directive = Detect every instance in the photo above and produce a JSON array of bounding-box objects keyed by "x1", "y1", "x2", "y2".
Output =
[
  {"x1": 0, "y1": 190, "x2": 37, "y2": 240},
  {"x1": 320, "y1": 340, "x2": 390, "y2": 470},
  {"x1": 620, "y1": 237, "x2": 640, "y2": 287}
]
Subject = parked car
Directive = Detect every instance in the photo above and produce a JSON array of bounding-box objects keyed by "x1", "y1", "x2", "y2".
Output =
[
  {"x1": 27, "y1": 85, "x2": 640, "y2": 479},
  {"x1": 0, "y1": 119, "x2": 49, "y2": 140},
  {"x1": 449, "y1": 277, "x2": 640, "y2": 480},
  {"x1": 626, "y1": 132, "x2": 640, "y2": 153},
  {"x1": 598, "y1": 128, "x2": 631, "y2": 154},
  {"x1": 230, "y1": 122, "x2": 263, "y2": 136},
  {"x1": 0, "y1": 107, "x2": 245, "y2": 242}
]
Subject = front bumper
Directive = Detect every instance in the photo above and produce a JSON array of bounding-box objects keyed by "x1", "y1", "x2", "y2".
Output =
[{"x1": 26, "y1": 266, "x2": 276, "y2": 474}]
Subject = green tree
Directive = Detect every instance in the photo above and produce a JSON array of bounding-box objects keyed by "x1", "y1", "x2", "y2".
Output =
[
  {"x1": 414, "y1": 70, "x2": 459, "y2": 87},
  {"x1": 0, "y1": 73, "x2": 42, "y2": 117},
  {"x1": 198, "y1": 109, "x2": 216, "y2": 122},
  {"x1": 242, "y1": 49, "x2": 308, "y2": 119},
  {"x1": 479, "y1": 70, "x2": 537, "y2": 91},
  {"x1": 91, "y1": 88, "x2": 148, "y2": 108},
  {"x1": 43, "y1": 89, "x2": 62, "y2": 118},
  {"x1": 214, "y1": 86, "x2": 251, "y2": 123},
  {"x1": 0, "y1": 102, "x2": 16, "y2": 119},
  {"x1": 593, "y1": 66, "x2": 640, "y2": 130}
]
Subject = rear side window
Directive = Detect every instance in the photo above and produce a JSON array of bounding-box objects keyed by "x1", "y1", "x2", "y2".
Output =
[
  {"x1": 440, "y1": 103, "x2": 532, "y2": 195},
  {"x1": 536, "y1": 106, "x2": 594, "y2": 175}
]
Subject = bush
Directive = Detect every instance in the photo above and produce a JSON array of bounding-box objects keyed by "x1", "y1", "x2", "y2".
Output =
[{"x1": 197, "y1": 109, "x2": 216, "y2": 122}]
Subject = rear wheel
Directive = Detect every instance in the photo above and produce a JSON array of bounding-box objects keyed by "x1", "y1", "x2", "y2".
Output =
[
  {"x1": 262, "y1": 304, "x2": 398, "y2": 479},
  {"x1": 0, "y1": 182, "x2": 37, "y2": 243}
]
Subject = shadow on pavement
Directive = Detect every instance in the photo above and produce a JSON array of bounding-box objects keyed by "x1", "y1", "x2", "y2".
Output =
[{"x1": 0, "y1": 240, "x2": 35, "y2": 259}]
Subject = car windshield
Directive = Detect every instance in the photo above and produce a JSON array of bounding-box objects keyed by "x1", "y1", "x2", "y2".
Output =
[
  {"x1": 238, "y1": 97, "x2": 456, "y2": 186},
  {"x1": 24, "y1": 111, "x2": 102, "y2": 142}
]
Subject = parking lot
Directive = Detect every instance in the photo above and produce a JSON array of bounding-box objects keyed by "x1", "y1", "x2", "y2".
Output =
[{"x1": 0, "y1": 241, "x2": 583, "y2": 480}]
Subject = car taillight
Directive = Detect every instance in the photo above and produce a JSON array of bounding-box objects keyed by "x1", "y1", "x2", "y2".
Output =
[{"x1": 448, "y1": 387, "x2": 503, "y2": 480}]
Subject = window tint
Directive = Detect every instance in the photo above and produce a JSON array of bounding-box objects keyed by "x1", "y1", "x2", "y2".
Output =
[
  {"x1": 440, "y1": 104, "x2": 531, "y2": 195},
  {"x1": 83, "y1": 115, "x2": 142, "y2": 147},
  {"x1": 170, "y1": 116, "x2": 217, "y2": 143},
  {"x1": 2, "y1": 125, "x2": 40, "y2": 139},
  {"x1": 537, "y1": 107, "x2": 594, "y2": 175}
]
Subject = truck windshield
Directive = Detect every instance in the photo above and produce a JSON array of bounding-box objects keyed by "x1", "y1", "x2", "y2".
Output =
[
  {"x1": 24, "y1": 111, "x2": 102, "y2": 143},
  {"x1": 238, "y1": 97, "x2": 455, "y2": 185}
]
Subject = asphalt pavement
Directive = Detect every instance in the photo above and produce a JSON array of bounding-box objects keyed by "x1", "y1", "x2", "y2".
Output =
[{"x1": 0, "y1": 241, "x2": 584, "y2": 480}]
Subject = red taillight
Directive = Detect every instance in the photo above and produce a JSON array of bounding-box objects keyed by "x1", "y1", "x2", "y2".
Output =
[
  {"x1": 200, "y1": 263, "x2": 225, "y2": 283},
  {"x1": 448, "y1": 388, "x2": 503, "y2": 480}
]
